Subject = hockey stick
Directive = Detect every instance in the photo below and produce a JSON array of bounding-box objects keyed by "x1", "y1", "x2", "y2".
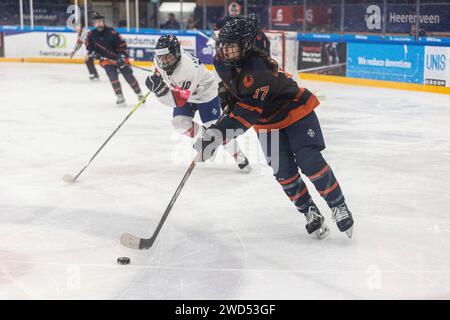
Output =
[
  {"x1": 120, "y1": 113, "x2": 231, "y2": 250},
  {"x1": 62, "y1": 91, "x2": 151, "y2": 183},
  {"x1": 93, "y1": 53, "x2": 153, "y2": 73},
  {"x1": 130, "y1": 64, "x2": 154, "y2": 72},
  {"x1": 120, "y1": 98, "x2": 231, "y2": 250},
  {"x1": 120, "y1": 152, "x2": 201, "y2": 250}
]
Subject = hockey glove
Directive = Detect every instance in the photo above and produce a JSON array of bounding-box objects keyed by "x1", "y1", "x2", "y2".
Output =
[
  {"x1": 171, "y1": 86, "x2": 191, "y2": 107},
  {"x1": 89, "y1": 52, "x2": 102, "y2": 60},
  {"x1": 193, "y1": 126, "x2": 223, "y2": 162},
  {"x1": 146, "y1": 72, "x2": 169, "y2": 97},
  {"x1": 218, "y1": 82, "x2": 235, "y2": 115},
  {"x1": 117, "y1": 54, "x2": 127, "y2": 68}
]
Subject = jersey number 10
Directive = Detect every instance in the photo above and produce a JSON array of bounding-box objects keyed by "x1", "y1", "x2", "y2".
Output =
[{"x1": 181, "y1": 81, "x2": 191, "y2": 90}]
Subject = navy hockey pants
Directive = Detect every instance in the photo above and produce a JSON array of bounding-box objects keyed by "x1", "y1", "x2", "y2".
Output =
[
  {"x1": 103, "y1": 64, "x2": 141, "y2": 95},
  {"x1": 173, "y1": 96, "x2": 221, "y2": 124},
  {"x1": 257, "y1": 111, "x2": 345, "y2": 212},
  {"x1": 85, "y1": 57, "x2": 98, "y2": 78}
]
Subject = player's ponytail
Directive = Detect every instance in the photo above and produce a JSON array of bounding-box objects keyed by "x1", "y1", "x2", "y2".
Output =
[{"x1": 250, "y1": 48, "x2": 279, "y2": 74}]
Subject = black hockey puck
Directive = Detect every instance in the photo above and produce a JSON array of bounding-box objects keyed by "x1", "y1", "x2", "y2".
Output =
[{"x1": 117, "y1": 257, "x2": 130, "y2": 265}]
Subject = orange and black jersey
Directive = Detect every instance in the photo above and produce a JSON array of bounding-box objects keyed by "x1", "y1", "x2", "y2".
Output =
[
  {"x1": 213, "y1": 50, "x2": 319, "y2": 136},
  {"x1": 85, "y1": 27, "x2": 128, "y2": 60}
]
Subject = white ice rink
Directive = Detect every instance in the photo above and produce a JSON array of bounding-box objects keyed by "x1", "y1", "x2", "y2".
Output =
[{"x1": 0, "y1": 62, "x2": 449, "y2": 299}]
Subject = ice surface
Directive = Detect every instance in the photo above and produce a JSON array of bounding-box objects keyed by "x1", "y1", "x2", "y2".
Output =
[{"x1": 0, "y1": 63, "x2": 449, "y2": 299}]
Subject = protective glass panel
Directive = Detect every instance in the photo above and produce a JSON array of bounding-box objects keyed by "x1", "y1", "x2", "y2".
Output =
[
  {"x1": 344, "y1": 0, "x2": 384, "y2": 34},
  {"x1": 385, "y1": 0, "x2": 417, "y2": 35},
  {"x1": 27, "y1": 0, "x2": 70, "y2": 27},
  {"x1": 0, "y1": 0, "x2": 21, "y2": 26},
  {"x1": 304, "y1": 0, "x2": 342, "y2": 33},
  {"x1": 418, "y1": 3, "x2": 450, "y2": 37}
]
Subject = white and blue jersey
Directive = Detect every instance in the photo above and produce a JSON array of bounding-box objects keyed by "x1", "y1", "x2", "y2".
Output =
[
  {"x1": 154, "y1": 49, "x2": 219, "y2": 105},
  {"x1": 154, "y1": 49, "x2": 220, "y2": 124}
]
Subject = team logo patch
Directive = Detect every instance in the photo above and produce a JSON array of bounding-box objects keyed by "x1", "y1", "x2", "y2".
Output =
[
  {"x1": 243, "y1": 74, "x2": 254, "y2": 88},
  {"x1": 307, "y1": 129, "x2": 315, "y2": 138}
]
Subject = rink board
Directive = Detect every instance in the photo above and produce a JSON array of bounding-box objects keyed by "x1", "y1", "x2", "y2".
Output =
[
  {"x1": 1, "y1": 26, "x2": 450, "y2": 93},
  {"x1": 299, "y1": 72, "x2": 450, "y2": 95}
]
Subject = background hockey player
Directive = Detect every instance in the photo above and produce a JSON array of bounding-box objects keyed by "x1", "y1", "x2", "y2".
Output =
[
  {"x1": 70, "y1": 22, "x2": 99, "y2": 81},
  {"x1": 208, "y1": 2, "x2": 270, "y2": 56},
  {"x1": 145, "y1": 34, "x2": 251, "y2": 172},
  {"x1": 193, "y1": 18, "x2": 354, "y2": 239},
  {"x1": 86, "y1": 12, "x2": 144, "y2": 106}
]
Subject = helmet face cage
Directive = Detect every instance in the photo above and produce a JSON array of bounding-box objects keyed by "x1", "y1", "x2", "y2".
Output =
[
  {"x1": 93, "y1": 19, "x2": 105, "y2": 29},
  {"x1": 155, "y1": 35, "x2": 181, "y2": 73},
  {"x1": 91, "y1": 12, "x2": 105, "y2": 22},
  {"x1": 91, "y1": 12, "x2": 105, "y2": 30},
  {"x1": 218, "y1": 19, "x2": 255, "y2": 67},
  {"x1": 156, "y1": 52, "x2": 178, "y2": 71},
  {"x1": 218, "y1": 41, "x2": 242, "y2": 66}
]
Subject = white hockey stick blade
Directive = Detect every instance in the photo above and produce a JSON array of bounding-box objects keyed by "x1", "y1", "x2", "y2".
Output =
[
  {"x1": 120, "y1": 233, "x2": 141, "y2": 249},
  {"x1": 62, "y1": 174, "x2": 75, "y2": 183},
  {"x1": 240, "y1": 164, "x2": 252, "y2": 174},
  {"x1": 316, "y1": 93, "x2": 327, "y2": 101}
]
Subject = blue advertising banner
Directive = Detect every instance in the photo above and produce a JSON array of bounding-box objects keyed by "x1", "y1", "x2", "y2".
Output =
[
  {"x1": 347, "y1": 42, "x2": 424, "y2": 84},
  {"x1": 195, "y1": 31, "x2": 214, "y2": 65},
  {"x1": 300, "y1": 33, "x2": 343, "y2": 43}
]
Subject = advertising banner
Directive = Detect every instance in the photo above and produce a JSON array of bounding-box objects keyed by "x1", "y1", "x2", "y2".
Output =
[
  {"x1": 347, "y1": 42, "x2": 424, "y2": 83},
  {"x1": 271, "y1": 5, "x2": 333, "y2": 29},
  {"x1": 271, "y1": 6, "x2": 296, "y2": 27},
  {"x1": 21, "y1": 4, "x2": 69, "y2": 26},
  {"x1": 298, "y1": 41, "x2": 347, "y2": 76},
  {"x1": 424, "y1": 46, "x2": 450, "y2": 87},
  {"x1": 0, "y1": 32, "x2": 4, "y2": 57},
  {"x1": 195, "y1": 32, "x2": 215, "y2": 65},
  {"x1": 345, "y1": 4, "x2": 450, "y2": 34},
  {"x1": 3, "y1": 31, "x2": 201, "y2": 63},
  {"x1": 386, "y1": 4, "x2": 450, "y2": 34},
  {"x1": 121, "y1": 34, "x2": 159, "y2": 61},
  {"x1": 123, "y1": 33, "x2": 197, "y2": 62},
  {"x1": 4, "y1": 31, "x2": 79, "y2": 58}
]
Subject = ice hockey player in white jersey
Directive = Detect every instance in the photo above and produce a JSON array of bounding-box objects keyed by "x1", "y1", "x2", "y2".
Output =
[
  {"x1": 69, "y1": 23, "x2": 99, "y2": 80},
  {"x1": 145, "y1": 34, "x2": 251, "y2": 172}
]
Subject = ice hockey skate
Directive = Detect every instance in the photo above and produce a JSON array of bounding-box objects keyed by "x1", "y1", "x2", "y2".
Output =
[
  {"x1": 303, "y1": 204, "x2": 330, "y2": 239},
  {"x1": 116, "y1": 94, "x2": 126, "y2": 107},
  {"x1": 332, "y1": 203, "x2": 354, "y2": 238},
  {"x1": 233, "y1": 150, "x2": 252, "y2": 173},
  {"x1": 137, "y1": 92, "x2": 146, "y2": 103}
]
